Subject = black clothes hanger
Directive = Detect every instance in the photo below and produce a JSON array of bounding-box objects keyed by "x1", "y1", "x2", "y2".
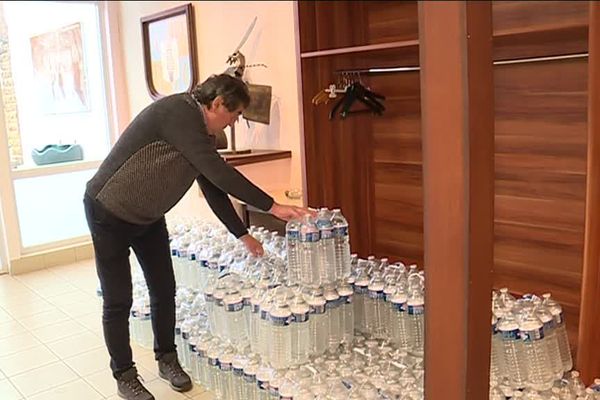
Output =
[{"x1": 328, "y1": 82, "x2": 386, "y2": 120}]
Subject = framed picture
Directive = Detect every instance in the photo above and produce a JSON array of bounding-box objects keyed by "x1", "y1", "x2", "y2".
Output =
[{"x1": 141, "y1": 3, "x2": 198, "y2": 100}]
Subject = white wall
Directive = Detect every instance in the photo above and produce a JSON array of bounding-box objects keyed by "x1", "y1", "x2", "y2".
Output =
[{"x1": 117, "y1": 1, "x2": 305, "y2": 221}]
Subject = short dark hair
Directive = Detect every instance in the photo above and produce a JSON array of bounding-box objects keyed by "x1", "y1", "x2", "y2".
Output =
[{"x1": 191, "y1": 74, "x2": 251, "y2": 111}]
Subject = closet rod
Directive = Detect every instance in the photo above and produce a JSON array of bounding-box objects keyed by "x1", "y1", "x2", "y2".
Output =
[{"x1": 334, "y1": 52, "x2": 589, "y2": 75}]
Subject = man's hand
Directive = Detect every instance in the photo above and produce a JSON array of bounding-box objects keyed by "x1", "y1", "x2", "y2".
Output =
[
  {"x1": 269, "y1": 202, "x2": 315, "y2": 222},
  {"x1": 240, "y1": 234, "x2": 264, "y2": 257}
]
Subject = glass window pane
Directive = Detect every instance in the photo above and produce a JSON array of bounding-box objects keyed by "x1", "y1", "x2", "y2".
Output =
[
  {"x1": 0, "y1": 1, "x2": 111, "y2": 170},
  {"x1": 13, "y1": 169, "x2": 96, "y2": 247}
]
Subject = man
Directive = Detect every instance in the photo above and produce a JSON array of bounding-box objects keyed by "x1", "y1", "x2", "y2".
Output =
[{"x1": 84, "y1": 74, "x2": 310, "y2": 400}]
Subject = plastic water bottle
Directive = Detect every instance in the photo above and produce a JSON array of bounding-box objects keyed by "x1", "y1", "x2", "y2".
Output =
[
  {"x1": 285, "y1": 219, "x2": 301, "y2": 285},
  {"x1": 533, "y1": 299, "x2": 562, "y2": 379},
  {"x1": 316, "y1": 208, "x2": 336, "y2": 285},
  {"x1": 407, "y1": 287, "x2": 424, "y2": 357},
  {"x1": 337, "y1": 283, "x2": 355, "y2": 347},
  {"x1": 498, "y1": 311, "x2": 528, "y2": 389},
  {"x1": 367, "y1": 271, "x2": 387, "y2": 339},
  {"x1": 305, "y1": 288, "x2": 327, "y2": 355},
  {"x1": 390, "y1": 284, "x2": 409, "y2": 352},
  {"x1": 542, "y1": 293, "x2": 573, "y2": 372},
  {"x1": 324, "y1": 286, "x2": 342, "y2": 351},
  {"x1": 490, "y1": 315, "x2": 506, "y2": 385},
  {"x1": 268, "y1": 294, "x2": 293, "y2": 370},
  {"x1": 290, "y1": 295, "x2": 310, "y2": 366},
  {"x1": 520, "y1": 311, "x2": 554, "y2": 391},
  {"x1": 299, "y1": 215, "x2": 320, "y2": 287}
]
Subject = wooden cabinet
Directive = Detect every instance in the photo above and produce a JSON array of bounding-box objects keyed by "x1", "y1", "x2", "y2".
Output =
[{"x1": 297, "y1": 0, "x2": 598, "y2": 386}]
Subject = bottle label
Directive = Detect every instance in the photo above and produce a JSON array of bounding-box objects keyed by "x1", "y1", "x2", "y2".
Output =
[
  {"x1": 233, "y1": 367, "x2": 244, "y2": 376},
  {"x1": 501, "y1": 329, "x2": 520, "y2": 340},
  {"x1": 345, "y1": 294, "x2": 353, "y2": 304},
  {"x1": 182, "y1": 331, "x2": 190, "y2": 340},
  {"x1": 355, "y1": 286, "x2": 368, "y2": 295},
  {"x1": 141, "y1": 313, "x2": 151, "y2": 321},
  {"x1": 269, "y1": 315, "x2": 292, "y2": 326},
  {"x1": 243, "y1": 373, "x2": 256, "y2": 383},
  {"x1": 243, "y1": 298, "x2": 251, "y2": 306},
  {"x1": 393, "y1": 302, "x2": 406, "y2": 312},
  {"x1": 208, "y1": 357, "x2": 219, "y2": 367},
  {"x1": 171, "y1": 248, "x2": 178, "y2": 256},
  {"x1": 200, "y1": 260, "x2": 208, "y2": 267},
  {"x1": 205, "y1": 293, "x2": 215, "y2": 302},
  {"x1": 300, "y1": 231, "x2": 320, "y2": 243},
  {"x1": 326, "y1": 299, "x2": 341, "y2": 310},
  {"x1": 260, "y1": 309, "x2": 269, "y2": 320},
  {"x1": 286, "y1": 230, "x2": 300, "y2": 240},
  {"x1": 368, "y1": 290, "x2": 385, "y2": 300},
  {"x1": 543, "y1": 319, "x2": 556, "y2": 331},
  {"x1": 188, "y1": 253, "x2": 196, "y2": 261},
  {"x1": 219, "y1": 362, "x2": 232, "y2": 372},
  {"x1": 408, "y1": 304, "x2": 424, "y2": 315},
  {"x1": 257, "y1": 379, "x2": 269, "y2": 391},
  {"x1": 333, "y1": 226, "x2": 349, "y2": 237},
  {"x1": 178, "y1": 249, "x2": 188, "y2": 258},
  {"x1": 197, "y1": 349, "x2": 206, "y2": 358},
  {"x1": 553, "y1": 312, "x2": 564, "y2": 325},
  {"x1": 293, "y1": 312, "x2": 309, "y2": 323},
  {"x1": 280, "y1": 396, "x2": 293, "y2": 400},
  {"x1": 269, "y1": 386, "x2": 280, "y2": 396},
  {"x1": 310, "y1": 304, "x2": 326, "y2": 314},
  {"x1": 521, "y1": 327, "x2": 544, "y2": 342},
  {"x1": 188, "y1": 343, "x2": 196, "y2": 352},
  {"x1": 320, "y1": 226, "x2": 334, "y2": 239},
  {"x1": 225, "y1": 302, "x2": 244, "y2": 312},
  {"x1": 175, "y1": 327, "x2": 181, "y2": 335},
  {"x1": 251, "y1": 304, "x2": 260, "y2": 313}
]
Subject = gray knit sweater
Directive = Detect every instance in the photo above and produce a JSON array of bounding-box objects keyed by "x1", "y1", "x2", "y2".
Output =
[{"x1": 85, "y1": 93, "x2": 274, "y2": 238}]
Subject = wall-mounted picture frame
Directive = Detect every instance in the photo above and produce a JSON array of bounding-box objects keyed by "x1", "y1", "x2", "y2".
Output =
[{"x1": 141, "y1": 3, "x2": 198, "y2": 100}]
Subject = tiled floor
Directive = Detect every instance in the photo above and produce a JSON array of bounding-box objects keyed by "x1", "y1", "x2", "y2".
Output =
[{"x1": 0, "y1": 260, "x2": 213, "y2": 400}]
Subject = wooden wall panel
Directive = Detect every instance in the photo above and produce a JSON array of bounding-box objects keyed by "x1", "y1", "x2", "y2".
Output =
[
  {"x1": 299, "y1": 1, "x2": 418, "y2": 53},
  {"x1": 493, "y1": 59, "x2": 588, "y2": 349}
]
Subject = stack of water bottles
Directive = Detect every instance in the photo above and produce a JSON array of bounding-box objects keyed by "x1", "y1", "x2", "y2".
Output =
[
  {"x1": 119, "y1": 211, "x2": 600, "y2": 400},
  {"x1": 489, "y1": 288, "x2": 600, "y2": 399}
]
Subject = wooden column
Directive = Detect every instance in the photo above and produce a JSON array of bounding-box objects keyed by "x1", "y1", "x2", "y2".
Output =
[
  {"x1": 577, "y1": 0, "x2": 600, "y2": 384},
  {"x1": 419, "y1": 2, "x2": 494, "y2": 399}
]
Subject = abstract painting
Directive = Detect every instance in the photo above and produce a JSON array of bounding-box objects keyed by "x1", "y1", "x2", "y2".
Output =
[
  {"x1": 141, "y1": 3, "x2": 198, "y2": 100},
  {"x1": 30, "y1": 23, "x2": 89, "y2": 114}
]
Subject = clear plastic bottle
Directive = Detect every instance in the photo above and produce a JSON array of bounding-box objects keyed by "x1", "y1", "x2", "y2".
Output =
[
  {"x1": 367, "y1": 271, "x2": 387, "y2": 339},
  {"x1": 286, "y1": 219, "x2": 301, "y2": 285},
  {"x1": 542, "y1": 293, "x2": 573, "y2": 372},
  {"x1": 316, "y1": 208, "x2": 336, "y2": 285},
  {"x1": 497, "y1": 311, "x2": 528, "y2": 390},
  {"x1": 323, "y1": 286, "x2": 341, "y2": 351},
  {"x1": 490, "y1": 315, "x2": 506, "y2": 386},
  {"x1": 268, "y1": 294, "x2": 293, "y2": 370},
  {"x1": 520, "y1": 311, "x2": 554, "y2": 391},
  {"x1": 353, "y1": 264, "x2": 370, "y2": 335},
  {"x1": 407, "y1": 287, "x2": 424, "y2": 357},
  {"x1": 305, "y1": 287, "x2": 327, "y2": 356},
  {"x1": 533, "y1": 299, "x2": 563, "y2": 379},
  {"x1": 337, "y1": 282, "x2": 355, "y2": 347},
  {"x1": 299, "y1": 215, "x2": 320, "y2": 287},
  {"x1": 390, "y1": 284, "x2": 409, "y2": 352},
  {"x1": 331, "y1": 209, "x2": 351, "y2": 281},
  {"x1": 290, "y1": 295, "x2": 310, "y2": 366}
]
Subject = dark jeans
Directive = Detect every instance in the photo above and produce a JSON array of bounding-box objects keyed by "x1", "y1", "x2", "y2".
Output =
[{"x1": 83, "y1": 194, "x2": 176, "y2": 377}]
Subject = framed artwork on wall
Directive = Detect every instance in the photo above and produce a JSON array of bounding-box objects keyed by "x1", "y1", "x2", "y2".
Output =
[{"x1": 141, "y1": 3, "x2": 198, "y2": 100}]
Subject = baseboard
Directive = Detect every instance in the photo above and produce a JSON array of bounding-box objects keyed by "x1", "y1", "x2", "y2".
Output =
[{"x1": 9, "y1": 242, "x2": 94, "y2": 275}]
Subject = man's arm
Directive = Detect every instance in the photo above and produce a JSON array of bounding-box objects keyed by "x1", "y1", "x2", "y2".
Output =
[{"x1": 196, "y1": 175, "x2": 248, "y2": 238}]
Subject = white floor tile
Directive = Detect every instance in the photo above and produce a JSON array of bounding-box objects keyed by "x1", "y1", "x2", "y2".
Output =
[
  {"x1": 27, "y1": 378, "x2": 103, "y2": 400},
  {"x1": 59, "y1": 300, "x2": 101, "y2": 318},
  {"x1": 32, "y1": 282, "x2": 79, "y2": 299},
  {"x1": 0, "y1": 345, "x2": 59, "y2": 377},
  {"x1": 46, "y1": 290, "x2": 96, "y2": 308},
  {"x1": 0, "y1": 332, "x2": 40, "y2": 357},
  {"x1": 0, "y1": 379, "x2": 23, "y2": 400},
  {"x1": 46, "y1": 331, "x2": 103, "y2": 359},
  {"x1": 5, "y1": 299, "x2": 56, "y2": 319},
  {"x1": 17, "y1": 308, "x2": 70, "y2": 331},
  {"x1": 10, "y1": 361, "x2": 78, "y2": 397},
  {"x1": 145, "y1": 379, "x2": 187, "y2": 399},
  {"x1": 30, "y1": 319, "x2": 88, "y2": 343},
  {"x1": 63, "y1": 347, "x2": 109, "y2": 377},
  {"x1": 0, "y1": 320, "x2": 26, "y2": 340},
  {"x1": 0, "y1": 308, "x2": 13, "y2": 324},
  {"x1": 84, "y1": 368, "x2": 117, "y2": 398}
]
